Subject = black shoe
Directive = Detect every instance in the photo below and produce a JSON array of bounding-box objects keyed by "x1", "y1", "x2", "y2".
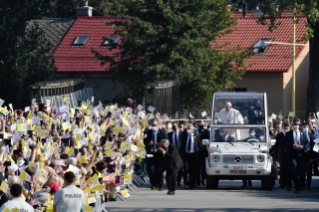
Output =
[
  {"x1": 241, "y1": 184, "x2": 247, "y2": 188},
  {"x1": 287, "y1": 188, "x2": 291, "y2": 191},
  {"x1": 151, "y1": 186, "x2": 154, "y2": 190},
  {"x1": 279, "y1": 185, "x2": 285, "y2": 189},
  {"x1": 189, "y1": 187, "x2": 194, "y2": 190},
  {"x1": 294, "y1": 190, "x2": 299, "y2": 194},
  {"x1": 184, "y1": 185, "x2": 189, "y2": 189},
  {"x1": 158, "y1": 187, "x2": 163, "y2": 191},
  {"x1": 168, "y1": 191, "x2": 175, "y2": 195},
  {"x1": 248, "y1": 182, "x2": 252, "y2": 188}
]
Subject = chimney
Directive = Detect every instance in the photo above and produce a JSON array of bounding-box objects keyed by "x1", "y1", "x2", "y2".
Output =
[
  {"x1": 243, "y1": 3, "x2": 247, "y2": 17},
  {"x1": 76, "y1": 0, "x2": 93, "y2": 17},
  {"x1": 254, "y1": 5, "x2": 264, "y2": 17}
]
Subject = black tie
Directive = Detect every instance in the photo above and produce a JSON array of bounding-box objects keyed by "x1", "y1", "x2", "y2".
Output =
[{"x1": 187, "y1": 135, "x2": 191, "y2": 152}]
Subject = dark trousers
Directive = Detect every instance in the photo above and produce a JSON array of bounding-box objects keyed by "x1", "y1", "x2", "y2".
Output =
[
  {"x1": 306, "y1": 155, "x2": 313, "y2": 188},
  {"x1": 146, "y1": 157, "x2": 156, "y2": 186},
  {"x1": 288, "y1": 152, "x2": 305, "y2": 191},
  {"x1": 183, "y1": 153, "x2": 198, "y2": 187},
  {"x1": 197, "y1": 153, "x2": 207, "y2": 184},
  {"x1": 155, "y1": 168, "x2": 164, "y2": 188},
  {"x1": 278, "y1": 158, "x2": 288, "y2": 187},
  {"x1": 177, "y1": 168, "x2": 183, "y2": 185},
  {"x1": 166, "y1": 169, "x2": 177, "y2": 191}
]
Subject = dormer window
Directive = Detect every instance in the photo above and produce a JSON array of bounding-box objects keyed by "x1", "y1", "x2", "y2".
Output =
[
  {"x1": 73, "y1": 36, "x2": 89, "y2": 46},
  {"x1": 252, "y1": 38, "x2": 273, "y2": 55},
  {"x1": 103, "y1": 36, "x2": 120, "y2": 47}
]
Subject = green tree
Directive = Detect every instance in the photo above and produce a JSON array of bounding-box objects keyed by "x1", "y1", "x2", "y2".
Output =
[
  {"x1": 40, "y1": 0, "x2": 123, "y2": 18},
  {"x1": 92, "y1": 0, "x2": 251, "y2": 109},
  {"x1": 0, "y1": 0, "x2": 56, "y2": 107},
  {"x1": 245, "y1": 0, "x2": 319, "y2": 115}
]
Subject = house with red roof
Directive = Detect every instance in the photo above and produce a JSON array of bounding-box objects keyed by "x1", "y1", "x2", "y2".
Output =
[
  {"x1": 32, "y1": 6, "x2": 309, "y2": 117},
  {"x1": 216, "y1": 13, "x2": 309, "y2": 118},
  {"x1": 52, "y1": 15, "x2": 124, "y2": 103}
]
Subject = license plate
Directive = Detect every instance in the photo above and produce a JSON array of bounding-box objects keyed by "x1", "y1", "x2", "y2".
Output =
[{"x1": 228, "y1": 165, "x2": 247, "y2": 170}]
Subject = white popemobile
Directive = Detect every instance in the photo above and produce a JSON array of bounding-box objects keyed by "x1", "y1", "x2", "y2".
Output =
[{"x1": 203, "y1": 92, "x2": 276, "y2": 190}]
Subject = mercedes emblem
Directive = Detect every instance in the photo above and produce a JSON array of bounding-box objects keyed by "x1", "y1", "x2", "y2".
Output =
[{"x1": 235, "y1": 156, "x2": 241, "y2": 163}]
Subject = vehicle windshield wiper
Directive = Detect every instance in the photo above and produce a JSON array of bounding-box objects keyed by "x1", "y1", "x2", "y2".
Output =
[
  {"x1": 236, "y1": 140, "x2": 254, "y2": 146},
  {"x1": 214, "y1": 140, "x2": 234, "y2": 146}
]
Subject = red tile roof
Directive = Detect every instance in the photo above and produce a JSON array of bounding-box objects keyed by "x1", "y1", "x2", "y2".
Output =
[
  {"x1": 53, "y1": 16, "x2": 121, "y2": 73},
  {"x1": 215, "y1": 16, "x2": 308, "y2": 72},
  {"x1": 54, "y1": 15, "x2": 308, "y2": 73},
  {"x1": 232, "y1": 11, "x2": 254, "y2": 17}
]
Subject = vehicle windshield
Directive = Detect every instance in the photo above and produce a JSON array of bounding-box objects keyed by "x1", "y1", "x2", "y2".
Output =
[
  {"x1": 211, "y1": 127, "x2": 267, "y2": 143},
  {"x1": 213, "y1": 93, "x2": 265, "y2": 125}
]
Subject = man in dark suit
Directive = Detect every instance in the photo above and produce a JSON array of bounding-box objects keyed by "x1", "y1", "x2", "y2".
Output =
[
  {"x1": 143, "y1": 119, "x2": 168, "y2": 190},
  {"x1": 198, "y1": 122, "x2": 209, "y2": 186},
  {"x1": 181, "y1": 125, "x2": 203, "y2": 189},
  {"x1": 157, "y1": 139, "x2": 183, "y2": 195},
  {"x1": 168, "y1": 121, "x2": 184, "y2": 186},
  {"x1": 301, "y1": 121, "x2": 315, "y2": 190},
  {"x1": 270, "y1": 122, "x2": 290, "y2": 189},
  {"x1": 284, "y1": 118, "x2": 309, "y2": 193}
]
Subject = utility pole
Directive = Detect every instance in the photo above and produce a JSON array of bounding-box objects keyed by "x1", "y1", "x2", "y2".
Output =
[{"x1": 264, "y1": 9, "x2": 307, "y2": 115}]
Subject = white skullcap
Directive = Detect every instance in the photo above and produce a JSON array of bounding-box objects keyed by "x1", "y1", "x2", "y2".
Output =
[{"x1": 225, "y1": 102, "x2": 232, "y2": 107}]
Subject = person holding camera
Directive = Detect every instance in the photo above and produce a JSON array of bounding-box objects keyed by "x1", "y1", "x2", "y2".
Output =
[{"x1": 157, "y1": 139, "x2": 183, "y2": 195}]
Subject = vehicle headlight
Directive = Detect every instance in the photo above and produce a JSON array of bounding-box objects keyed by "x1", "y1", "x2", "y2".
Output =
[
  {"x1": 212, "y1": 155, "x2": 220, "y2": 162},
  {"x1": 257, "y1": 155, "x2": 265, "y2": 162}
]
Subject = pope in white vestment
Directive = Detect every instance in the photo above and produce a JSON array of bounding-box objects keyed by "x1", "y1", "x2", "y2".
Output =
[
  {"x1": 216, "y1": 102, "x2": 244, "y2": 140},
  {"x1": 217, "y1": 102, "x2": 244, "y2": 124}
]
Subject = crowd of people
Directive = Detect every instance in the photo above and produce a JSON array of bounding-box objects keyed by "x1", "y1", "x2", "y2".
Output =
[
  {"x1": 0, "y1": 97, "x2": 213, "y2": 212},
  {"x1": 0, "y1": 95, "x2": 317, "y2": 211},
  {"x1": 269, "y1": 113, "x2": 319, "y2": 193}
]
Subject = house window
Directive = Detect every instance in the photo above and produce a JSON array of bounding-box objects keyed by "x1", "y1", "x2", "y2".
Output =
[
  {"x1": 103, "y1": 36, "x2": 120, "y2": 46},
  {"x1": 73, "y1": 36, "x2": 89, "y2": 46},
  {"x1": 252, "y1": 38, "x2": 273, "y2": 55}
]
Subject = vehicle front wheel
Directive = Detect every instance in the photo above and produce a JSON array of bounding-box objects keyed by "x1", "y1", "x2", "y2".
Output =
[{"x1": 206, "y1": 176, "x2": 219, "y2": 189}]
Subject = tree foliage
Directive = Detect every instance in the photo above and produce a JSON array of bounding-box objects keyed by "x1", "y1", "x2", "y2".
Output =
[
  {"x1": 0, "y1": 0, "x2": 56, "y2": 107},
  {"x1": 93, "y1": 0, "x2": 252, "y2": 109},
  {"x1": 40, "y1": 0, "x2": 123, "y2": 18}
]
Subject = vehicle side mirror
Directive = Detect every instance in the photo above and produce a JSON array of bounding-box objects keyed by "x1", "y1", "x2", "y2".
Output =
[{"x1": 202, "y1": 139, "x2": 209, "y2": 146}]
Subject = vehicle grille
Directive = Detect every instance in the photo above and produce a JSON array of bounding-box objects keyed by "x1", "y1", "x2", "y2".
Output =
[{"x1": 223, "y1": 155, "x2": 254, "y2": 164}]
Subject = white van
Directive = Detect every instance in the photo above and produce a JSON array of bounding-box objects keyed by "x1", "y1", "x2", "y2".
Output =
[{"x1": 204, "y1": 92, "x2": 276, "y2": 190}]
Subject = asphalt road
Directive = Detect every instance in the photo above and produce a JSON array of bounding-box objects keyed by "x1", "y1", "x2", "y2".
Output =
[{"x1": 105, "y1": 178, "x2": 319, "y2": 212}]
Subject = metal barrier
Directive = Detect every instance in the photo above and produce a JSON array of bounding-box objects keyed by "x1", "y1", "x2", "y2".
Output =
[{"x1": 40, "y1": 87, "x2": 93, "y2": 108}]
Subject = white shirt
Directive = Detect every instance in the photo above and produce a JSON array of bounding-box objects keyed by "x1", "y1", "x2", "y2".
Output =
[
  {"x1": 217, "y1": 108, "x2": 244, "y2": 124},
  {"x1": 54, "y1": 185, "x2": 85, "y2": 212},
  {"x1": 293, "y1": 130, "x2": 301, "y2": 145},
  {"x1": 186, "y1": 134, "x2": 195, "y2": 153},
  {"x1": 151, "y1": 130, "x2": 158, "y2": 152},
  {"x1": 0, "y1": 197, "x2": 34, "y2": 212},
  {"x1": 173, "y1": 130, "x2": 179, "y2": 146}
]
